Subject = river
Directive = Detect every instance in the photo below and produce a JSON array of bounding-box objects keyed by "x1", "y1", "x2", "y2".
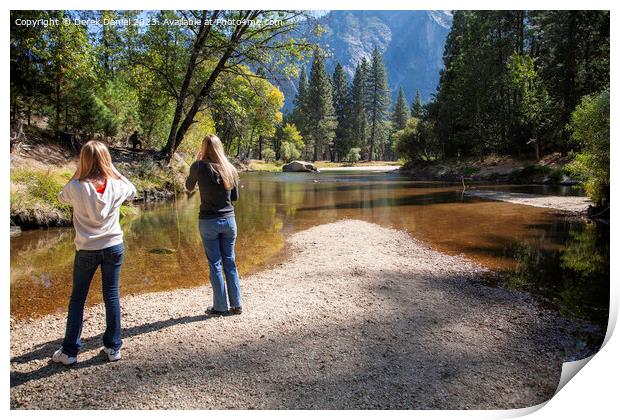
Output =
[{"x1": 10, "y1": 171, "x2": 609, "y2": 346}]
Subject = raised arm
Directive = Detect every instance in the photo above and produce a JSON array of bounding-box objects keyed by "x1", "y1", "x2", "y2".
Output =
[
  {"x1": 57, "y1": 180, "x2": 75, "y2": 205},
  {"x1": 186, "y1": 161, "x2": 199, "y2": 192}
]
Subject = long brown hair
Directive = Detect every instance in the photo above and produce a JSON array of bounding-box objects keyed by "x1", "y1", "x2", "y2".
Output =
[
  {"x1": 198, "y1": 134, "x2": 238, "y2": 190},
  {"x1": 75, "y1": 140, "x2": 119, "y2": 181}
]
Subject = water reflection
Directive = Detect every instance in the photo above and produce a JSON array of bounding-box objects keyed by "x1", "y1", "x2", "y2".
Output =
[{"x1": 11, "y1": 171, "x2": 609, "y2": 342}]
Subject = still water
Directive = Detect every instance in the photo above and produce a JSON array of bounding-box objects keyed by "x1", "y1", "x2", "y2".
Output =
[{"x1": 10, "y1": 171, "x2": 609, "y2": 336}]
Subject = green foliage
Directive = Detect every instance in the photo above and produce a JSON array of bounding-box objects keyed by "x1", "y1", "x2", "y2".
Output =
[
  {"x1": 365, "y1": 47, "x2": 391, "y2": 161},
  {"x1": 411, "y1": 90, "x2": 424, "y2": 119},
  {"x1": 393, "y1": 118, "x2": 439, "y2": 162},
  {"x1": 262, "y1": 147, "x2": 276, "y2": 163},
  {"x1": 566, "y1": 90, "x2": 610, "y2": 207},
  {"x1": 280, "y1": 141, "x2": 301, "y2": 163},
  {"x1": 10, "y1": 10, "x2": 312, "y2": 157},
  {"x1": 431, "y1": 10, "x2": 609, "y2": 159},
  {"x1": 304, "y1": 49, "x2": 337, "y2": 161},
  {"x1": 278, "y1": 123, "x2": 304, "y2": 162},
  {"x1": 332, "y1": 63, "x2": 351, "y2": 161},
  {"x1": 348, "y1": 59, "x2": 369, "y2": 154},
  {"x1": 10, "y1": 168, "x2": 72, "y2": 226},
  {"x1": 345, "y1": 147, "x2": 361, "y2": 163},
  {"x1": 391, "y1": 87, "x2": 410, "y2": 131}
]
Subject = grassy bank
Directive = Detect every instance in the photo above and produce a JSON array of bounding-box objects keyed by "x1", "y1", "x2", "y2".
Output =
[{"x1": 10, "y1": 143, "x2": 188, "y2": 229}]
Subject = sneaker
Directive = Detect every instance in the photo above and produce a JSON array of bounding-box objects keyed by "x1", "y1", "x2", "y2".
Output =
[
  {"x1": 103, "y1": 347, "x2": 122, "y2": 362},
  {"x1": 51, "y1": 348, "x2": 77, "y2": 365},
  {"x1": 229, "y1": 307, "x2": 243, "y2": 315},
  {"x1": 206, "y1": 307, "x2": 228, "y2": 316}
]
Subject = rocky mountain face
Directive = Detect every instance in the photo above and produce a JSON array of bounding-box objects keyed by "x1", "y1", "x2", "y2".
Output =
[{"x1": 280, "y1": 10, "x2": 452, "y2": 111}]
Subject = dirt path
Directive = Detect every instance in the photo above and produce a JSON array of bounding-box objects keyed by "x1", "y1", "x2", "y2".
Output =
[
  {"x1": 10, "y1": 220, "x2": 578, "y2": 409},
  {"x1": 466, "y1": 190, "x2": 592, "y2": 213}
]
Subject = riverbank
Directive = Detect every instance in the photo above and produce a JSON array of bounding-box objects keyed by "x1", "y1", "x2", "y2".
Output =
[
  {"x1": 400, "y1": 153, "x2": 577, "y2": 185},
  {"x1": 466, "y1": 190, "x2": 592, "y2": 213},
  {"x1": 246, "y1": 159, "x2": 402, "y2": 172},
  {"x1": 11, "y1": 220, "x2": 586, "y2": 409},
  {"x1": 10, "y1": 139, "x2": 188, "y2": 229}
]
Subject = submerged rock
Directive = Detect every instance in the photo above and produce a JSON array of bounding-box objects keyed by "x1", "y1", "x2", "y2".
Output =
[
  {"x1": 148, "y1": 247, "x2": 176, "y2": 255},
  {"x1": 10, "y1": 225, "x2": 22, "y2": 237},
  {"x1": 282, "y1": 160, "x2": 320, "y2": 173}
]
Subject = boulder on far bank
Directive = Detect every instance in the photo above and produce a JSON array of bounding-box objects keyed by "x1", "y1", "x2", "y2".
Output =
[{"x1": 282, "y1": 160, "x2": 320, "y2": 172}]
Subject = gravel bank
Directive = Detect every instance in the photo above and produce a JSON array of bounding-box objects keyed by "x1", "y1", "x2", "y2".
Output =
[
  {"x1": 319, "y1": 165, "x2": 401, "y2": 172},
  {"x1": 466, "y1": 190, "x2": 592, "y2": 213},
  {"x1": 11, "y1": 220, "x2": 580, "y2": 409}
]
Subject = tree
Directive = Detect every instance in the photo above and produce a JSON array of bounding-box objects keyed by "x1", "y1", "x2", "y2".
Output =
[
  {"x1": 305, "y1": 49, "x2": 337, "y2": 161},
  {"x1": 431, "y1": 10, "x2": 609, "y2": 159},
  {"x1": 156, "y1": 10, "x2": 313, "y2": 161},
  {"x1": 411, "y1": 89, "x2": 424, "y2": 119},
  {"x1": 44, "y1": 11, "x2": 96, "y2": 131},
  {"x1": 349, "y1": 59, "x2": 369, "y2": 157},
  {"x1": 391, "y1": 87, "x2": 409, "y2": 131},
  {"x1": 277, "y1": 123, "x2": 304, "y2": 162},
  {"x1": 393, "y1": 117, "x2": 439, "y2": 162},
  {"x1": 331, "y1": 63, "x2": 350, "y2": 161},
  {"x1": 529, "y1": 11, "x2": 610, "y2": 148},
  {"x1": 566, "y1": 89, "x2": 609, "y2": 208},
  {"x1": 291, "y1": 67, "x2": 309, "y2": 137},
  {"x1": 506, "y1": 52, "x2": 552, "y2": 160},
  {"x1": 364, "y1": 47, "x2": 390, "y2": 161}
]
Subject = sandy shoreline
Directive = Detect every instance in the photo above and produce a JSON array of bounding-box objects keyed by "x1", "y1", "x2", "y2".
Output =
[
  {"x1": 318, "y1": 165, "x2": 401, "y2": 172},
  {"x1": 465, "y1": 190, "x2": 592, "y2": 213},
  {"x1": 11, "y1": 220, "x2": 582, "y2": 409}
]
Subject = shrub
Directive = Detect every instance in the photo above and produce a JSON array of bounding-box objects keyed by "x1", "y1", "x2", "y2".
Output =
[
  {"x1": 280, "y1": 141, "x2": 301, "y2": 162},
  {"x1": 566, "y1": 89, "x2": 610, "y2": 208},
  {"x1": 262, "y1": 147, "x2": 276, "y2": 163},
  {"x1": 346, "y1": 147, "x2": 361, "y2": 163}
]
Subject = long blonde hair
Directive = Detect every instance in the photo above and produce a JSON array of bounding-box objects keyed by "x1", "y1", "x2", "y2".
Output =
[
  {"x1": 199, "y1": 134, "x2": 238, "y2": 190},
  {"x1": 75, "y1": 140, "x2": 119, "y2": 181}
]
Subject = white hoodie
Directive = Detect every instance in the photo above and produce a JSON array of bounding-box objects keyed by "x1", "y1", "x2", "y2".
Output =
[{"x1": 58, "y1": 176, "x2": 137, "y2": 251}]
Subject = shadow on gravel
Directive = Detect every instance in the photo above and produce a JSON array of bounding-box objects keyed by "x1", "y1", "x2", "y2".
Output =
[
  {"x1": 10, "y1": 314, "x2": 213, "y2": 387},
  {"x1": 10, "y1": 267, "x2": 594, "y2": 409}
]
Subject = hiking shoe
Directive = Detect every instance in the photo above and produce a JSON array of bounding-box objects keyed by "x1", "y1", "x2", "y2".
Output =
[
  {"x1": 51, "y1": 348, "x2": 77, "y2": 365},
  {"x1": 103, "y1": 347, "x2": 122, "y2": 362},
  {"x1": 229, "y1": 307, "x2": 243, "y2": 315},
  {"x1": 206, "y1": 307, "x2": 228, "y2": 316}
]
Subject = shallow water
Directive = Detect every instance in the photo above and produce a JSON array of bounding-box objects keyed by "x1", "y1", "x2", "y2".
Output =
[{"x1": 10, "y1": 171, "x2": 609, "y2": 337}]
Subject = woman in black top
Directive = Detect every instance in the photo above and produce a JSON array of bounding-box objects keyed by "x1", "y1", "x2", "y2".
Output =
[{"x1": 186, "y1": 134, "x2": 242, "y2": 315}]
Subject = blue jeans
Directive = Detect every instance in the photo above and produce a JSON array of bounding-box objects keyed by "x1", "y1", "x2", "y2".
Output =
[
  {"x1": 199, "y1": 216, "x2": 242, "y2": 312},
  {"x1": 62, "y1": 243, "x2": 124, "y2": 357}
]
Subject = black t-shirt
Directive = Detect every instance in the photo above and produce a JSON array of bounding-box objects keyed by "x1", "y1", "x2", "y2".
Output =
[{"x1": 185, "y1": 160, "x2": 239, "y2": 219}]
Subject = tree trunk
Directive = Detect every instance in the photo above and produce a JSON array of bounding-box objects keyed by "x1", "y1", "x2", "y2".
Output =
[
  {"x1": 55, "y1": 77, "x2": 61, "y2": 132},
  {"x1": 369, "y1": 117, "x2": 376, "y2": 162},
  {"x1": 161, "y1": 11, "x2": 217, "y2": 160}
]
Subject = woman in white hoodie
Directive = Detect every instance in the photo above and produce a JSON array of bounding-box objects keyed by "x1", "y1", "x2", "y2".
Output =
[{"x1": 51, "y1": 140, "x2": 136, "y2": 365}]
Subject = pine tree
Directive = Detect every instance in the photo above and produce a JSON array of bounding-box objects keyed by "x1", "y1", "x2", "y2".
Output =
[
  {"x1": 349, "y1": 59, "x2": 369, "y2": 155},
  {"x1": 305, "y1": 50, "x2": 337, "y2": 161},
  {"x1": 392, "y1": 86, "x2": 409, "y2": 130},
  {"x1": 411, "y1": 89, "x2": 424, "y2": 119},
  {"x1": 364, "y1": 47, "x2": 390, "y2": 161},
  {"x1": 332, "y1": 63, "x2": 350, "y2": 161},
  {"x1": 292, "y1": 66, "x2": 308, "y2": 132}
]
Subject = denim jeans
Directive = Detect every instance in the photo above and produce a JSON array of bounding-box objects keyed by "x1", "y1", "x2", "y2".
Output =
[
  {"x1": 198, "y1": 216, "x2": 242, "y2": 312},
  {"x1": 62, "y1": 242, "x2": 124, "y2": 357}
]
